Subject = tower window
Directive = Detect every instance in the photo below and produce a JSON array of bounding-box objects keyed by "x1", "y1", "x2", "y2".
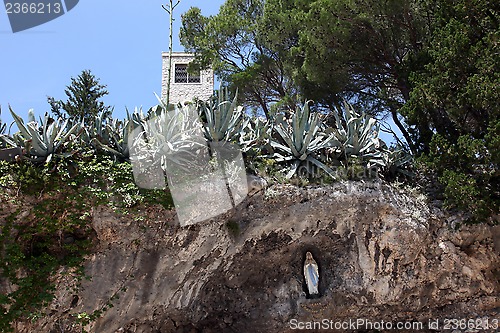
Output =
[{"x1": 174, "y1": 64, "x2": 200, "y2": 83}]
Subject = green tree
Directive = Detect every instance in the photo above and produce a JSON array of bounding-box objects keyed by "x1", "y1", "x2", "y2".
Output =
[
  {"x1": 48, "y1": 70, "x2": 112, "y2": 125},
  {"x1": 402, "y1": 0, "x2": 500, "y2": 152},
  {"x1": 405, "y1": 0, "x2": 500, "y2": 222}
]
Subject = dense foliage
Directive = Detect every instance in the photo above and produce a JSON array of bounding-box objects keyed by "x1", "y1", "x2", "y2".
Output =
[{"x1": 402, "y1": 0, "x2": 500, "y2": 152}]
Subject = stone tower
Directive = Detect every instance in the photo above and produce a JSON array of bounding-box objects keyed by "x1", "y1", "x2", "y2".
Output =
[{"x1": 161, "y1": 52, "x2": 214, "y2": 105}]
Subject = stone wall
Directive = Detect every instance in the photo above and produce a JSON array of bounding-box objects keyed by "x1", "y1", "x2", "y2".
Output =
[{"x1": 161, "y1": 52, "x2": 214, "y2": 105}]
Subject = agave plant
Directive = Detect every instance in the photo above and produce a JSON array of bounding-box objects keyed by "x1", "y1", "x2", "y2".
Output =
[
  {"x1": 127, "y1": 106, "x2": 148, "y2": 131},
  {"x1": 9, "y1": 107, "x2": 81, "y2": 163},
  {"x1": 199, "y1": 88, "x2": 249, "y2": 144},
  {"x1": 331, "y1": 102, "x2": 383, "y2": 165},
  {"x1": 91, "y1": 118, "x2": 130, "y2": 160},
  {"x1": 0, "y1": 123, "x2": 23, "y2": 161},
  {"x1": 0, "y1": 107, "x2": 9, "y2": 149},
  {"x1": 78, "y1": 110, "x2": 108, "y2": 151},
  {"x1": 0, "y1": 119, "x2": 26, "y2": 149},
  {"x1": 127, "y1": 96, "x2": 210, "y2": 188},
  {"x1": 270, "y1": 101, "x2": 338, "y2": 179},
  {"x1": 83, "y1": 108, "x2": 146, "y2": 161},
  {"x1": 239, "y1": 117, "x2": 271, "y2": 153},
  {"x1": 148, "y1": 92, "x2": 179, "y2": 116},
  {"x1": 380, "y1": 144, "x2": 414, "y2": 178},
  {"x1": 0, "y1": 132, "x2": 19, "y2": 149},
  {"x1": 0, "y1": 107, "x2": 6, "y2": 136},
  {"x1": 112, "y1": 107, "x2": 148, "y2": 159},
  {"x1": 143, "y1": 104, "x2": 207, "y2": 175}
]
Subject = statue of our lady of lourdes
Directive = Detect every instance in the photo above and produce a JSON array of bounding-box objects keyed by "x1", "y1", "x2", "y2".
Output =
[{"x1": 304, "y1": 251, "x2": 319, "y2": 296}]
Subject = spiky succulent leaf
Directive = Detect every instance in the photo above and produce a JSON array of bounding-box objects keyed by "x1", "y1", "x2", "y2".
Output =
[
  {"x1": 144, "y1": 105, "x2": 207, "y2": 174},
  {"x1": 239, "y1": 117, "x2": 270, "y2": 152},
  {"x1": 201, "y1": 88, "x2": 247, "y2": 144},
  {"x1": 381, "y1": 145, "x2": 414, "y2": 177},
  {"x1": 332, "y1": 102, "x2": 381, "y2": 160},
  {"x1": 9, "y1": 107, "x2": 81, "y2": 162},
  {"x1": 0, "y1": 108, "x2": 11, "y2": 149},
  {"x1": 270, "y1": 101, "x2": 337, "y2": 178}
]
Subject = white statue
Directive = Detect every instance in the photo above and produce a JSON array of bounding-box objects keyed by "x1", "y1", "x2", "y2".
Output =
[{"x1": 304, "y1": 251, "x2": 319, "y2": 296}]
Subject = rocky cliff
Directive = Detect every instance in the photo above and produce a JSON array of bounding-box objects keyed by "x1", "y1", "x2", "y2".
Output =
[{"x1": 13, "y1": 181, "x2": 500, "y2": 332}]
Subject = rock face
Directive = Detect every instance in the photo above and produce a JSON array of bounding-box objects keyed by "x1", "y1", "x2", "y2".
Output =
[{"x1": 17, "y1": 181, "x2": 500, "y2": 332}]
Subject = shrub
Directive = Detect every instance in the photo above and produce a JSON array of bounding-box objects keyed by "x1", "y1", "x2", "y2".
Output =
[
  {"x1": 420, "y1": 127, "x2": 499, "y2": 223},
  {"x1": 0, "y1": 156, "x2": 174, "y2": 331}
]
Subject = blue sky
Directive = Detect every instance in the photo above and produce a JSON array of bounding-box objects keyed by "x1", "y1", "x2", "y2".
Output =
[{"x1": 0, "y1": 0, "x2": 223, "y2": 127}]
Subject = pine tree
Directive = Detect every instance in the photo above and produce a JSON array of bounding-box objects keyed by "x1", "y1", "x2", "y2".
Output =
[{"x1": 48, "y1": 70, "x2": 112, "y2": 125}]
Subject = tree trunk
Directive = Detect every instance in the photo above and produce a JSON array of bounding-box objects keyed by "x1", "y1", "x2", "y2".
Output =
[{"x1": 391, "y1": 109, "x2": 417, "y2": 154}]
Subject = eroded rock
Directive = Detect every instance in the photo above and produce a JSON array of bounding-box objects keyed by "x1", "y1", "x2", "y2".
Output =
[{"x1": 11, "y1": 181, "x2": 500, "y2": 332}]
